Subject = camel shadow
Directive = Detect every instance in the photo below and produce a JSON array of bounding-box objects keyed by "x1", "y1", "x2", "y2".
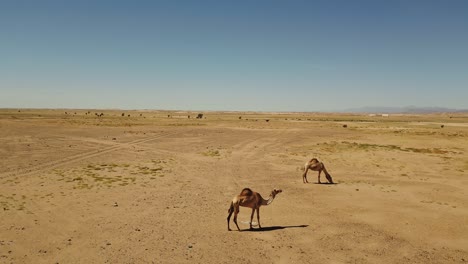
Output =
[
  {"x1": 243, "y1": 225, "x2": 309, "y2": 232},
  {"x1": 313, "y1": 182, "x2": 338, "y2": 185}
]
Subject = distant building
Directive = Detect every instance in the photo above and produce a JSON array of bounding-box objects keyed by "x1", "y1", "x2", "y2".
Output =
[{"x1": 369, "y1": 113, "x2": 389, "y2": 117}]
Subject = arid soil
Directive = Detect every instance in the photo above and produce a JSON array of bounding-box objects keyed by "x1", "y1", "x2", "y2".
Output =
[{"x1": 1, "y1": 109, "x2": 467, "y2": 263}]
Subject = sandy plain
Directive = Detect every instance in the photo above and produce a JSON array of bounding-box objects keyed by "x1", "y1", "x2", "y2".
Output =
[{"x1": 0, "y1": 109, "x2": 467, "y2": 264}]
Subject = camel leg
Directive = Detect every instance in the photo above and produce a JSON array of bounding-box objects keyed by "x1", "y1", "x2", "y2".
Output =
[
  {"x1": 318, "y1": 170, "x2": 322, "y2": 184},
  {"x1": 257, "y1": 208, "x2": 261, "y2": 229},
  {"x1": 302, "y1": 167, "x2": 309, "y2": 183},
  {"x1": 227, "y1": 211, "x2": 233, "y2": 231},
  {"x1": 233, "y1": 207, "x2": 241, "y2": 231},
  {"x1": 250, "y1": 208, "x2": 255, "y2": 229}
]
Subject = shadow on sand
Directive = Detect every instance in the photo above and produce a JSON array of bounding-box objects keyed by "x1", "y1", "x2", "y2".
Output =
[
  {"x1": 243, "y1": 225, "x2": 309, "y2": 232},
  {"x1": 313, "y1": 182, "x2": 338, "y2": 185}
]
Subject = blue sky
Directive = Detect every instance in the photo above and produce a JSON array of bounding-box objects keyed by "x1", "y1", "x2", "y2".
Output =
[{"x1": 1, "y1": 0, "x2": 467, "y2": 111}]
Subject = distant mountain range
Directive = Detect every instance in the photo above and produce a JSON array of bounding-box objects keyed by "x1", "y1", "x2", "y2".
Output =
[{"x1": 342, "y1": 106, "x2": 468, "y2": 114}]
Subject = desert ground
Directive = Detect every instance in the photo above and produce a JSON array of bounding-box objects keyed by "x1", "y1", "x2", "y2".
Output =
[{"x1": 0, "y1": 109, "x2": 467, "y2": 264}]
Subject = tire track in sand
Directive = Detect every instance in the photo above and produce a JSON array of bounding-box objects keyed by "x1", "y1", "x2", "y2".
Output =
[
  {"x1": 0, "y1": 131, "x2": 179, "y2": 179},
  {"x1": 222, "y1": 129, "x2": 287, "y2": 193}
]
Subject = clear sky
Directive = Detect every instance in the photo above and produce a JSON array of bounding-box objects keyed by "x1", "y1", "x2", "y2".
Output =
[{"x1": 1, "y1": 0, "x2": 467, "y2": 111}]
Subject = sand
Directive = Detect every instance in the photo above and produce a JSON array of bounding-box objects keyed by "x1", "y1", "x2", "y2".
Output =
[{"x1": 1, "y1": 109, "x2": 467, "y2": 263}]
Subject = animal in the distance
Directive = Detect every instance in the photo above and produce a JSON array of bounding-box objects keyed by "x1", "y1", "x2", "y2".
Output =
[
  {"x1": 227, "y1": 188, "x2": 282, "y2": 231},
  {"x1": 302, "y1": 158, "x2": 334, "y2": 184}
]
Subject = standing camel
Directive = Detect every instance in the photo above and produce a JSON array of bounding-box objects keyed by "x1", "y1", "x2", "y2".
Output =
[
  {"x1": 227, "y1": 188, "x2": 282, "y2": 231},
  {"x1": 302, "y1": 158, "x2": 334, "y2": 184}
]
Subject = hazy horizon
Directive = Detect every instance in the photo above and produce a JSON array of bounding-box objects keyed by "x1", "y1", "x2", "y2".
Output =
[{"x1": 1, "y1": 1, "x2": 467, "y2": 111}]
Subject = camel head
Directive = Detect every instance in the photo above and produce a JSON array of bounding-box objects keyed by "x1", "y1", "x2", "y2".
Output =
[
  {"x1": 271, "y1": 188, "x2": 282, "y2": 197},
  {"x1": 264, "y1": 189, "x2": 282, "y2": 205}
]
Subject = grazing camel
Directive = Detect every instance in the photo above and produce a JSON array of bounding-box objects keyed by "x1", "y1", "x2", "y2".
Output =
[
  {"x1": 302, "y1": 158, "x2": 334, "y2": 184},
  {"x1": 227, "y1": 188, "x2": 282, "y2": 231}
]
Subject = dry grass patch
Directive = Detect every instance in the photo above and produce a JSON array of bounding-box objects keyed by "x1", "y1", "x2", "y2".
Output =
[
  {"x1": 54, "y1": 160, "x2": 172, "y2": 189},
  {"x1": 0, "y1": 194, "x2": 27, "y2": 211},
  {"x1": 315, "y1": 141, "x2": 461, "y2": 155},
  {"x1": 201, "y1": 149, "x2": 220, "y2": 157}
]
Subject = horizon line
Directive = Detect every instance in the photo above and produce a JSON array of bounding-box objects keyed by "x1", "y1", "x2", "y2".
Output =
[{"x1": 2, "y1": 107, "x2": 467, "y2": 114}]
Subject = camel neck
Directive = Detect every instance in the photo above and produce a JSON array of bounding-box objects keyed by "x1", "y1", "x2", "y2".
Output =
[{"x1": 263, "y1": 195, "x2": 274, "y2": 206}]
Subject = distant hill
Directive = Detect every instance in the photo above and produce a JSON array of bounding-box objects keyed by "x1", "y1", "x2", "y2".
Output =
[{"x1": 342, "y1": 106, "x2": 468, "y2": 114}]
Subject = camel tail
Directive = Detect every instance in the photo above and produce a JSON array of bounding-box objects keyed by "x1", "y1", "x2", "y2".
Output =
[{"x1": 227, "y1": 201, "x2": 235, "y2": 231}]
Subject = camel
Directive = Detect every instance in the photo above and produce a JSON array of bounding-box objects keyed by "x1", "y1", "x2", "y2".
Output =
[
  {"x1": 302, "y1": 158, "x2": 334, "y2": 184},
  {"x1": 227, "y1": 188, "x2": 282, "y2": 231}
]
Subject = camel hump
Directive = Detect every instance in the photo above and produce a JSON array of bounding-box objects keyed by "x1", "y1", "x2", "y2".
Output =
[
  {"x1": 309, "y1": 158, "x2": 319, "y2": 163},
  {"x1": 240, "y1": 187, "x2": 253, "y2": 196}
]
